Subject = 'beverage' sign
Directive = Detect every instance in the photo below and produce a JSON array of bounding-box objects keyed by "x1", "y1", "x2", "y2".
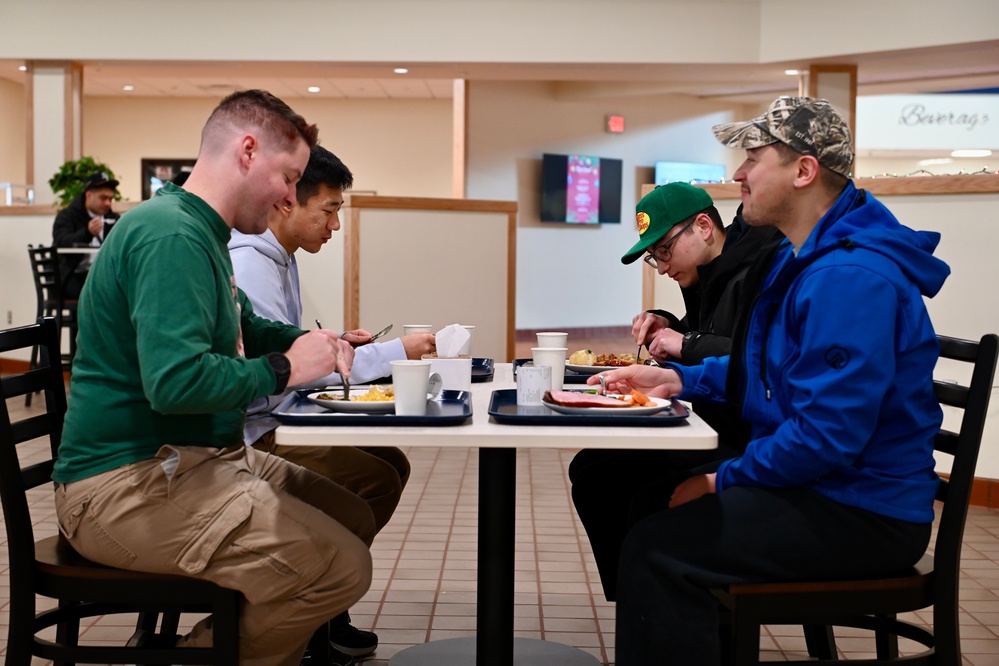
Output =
[{"x1": 856, "y1": 94, "x2": 997, "y2": 150}]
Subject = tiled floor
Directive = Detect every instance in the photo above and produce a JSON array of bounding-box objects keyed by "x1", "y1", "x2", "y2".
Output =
[{"x1": 2, "y1": 331, "x2": 999, "y2": 664}]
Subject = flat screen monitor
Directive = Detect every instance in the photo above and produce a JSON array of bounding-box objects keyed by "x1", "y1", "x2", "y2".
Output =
[
  {"x1": 654, "y1": 161, "x2": 725, "y2": 185},
  {"x1": 541, "y1": 153, "x2": 623, "y2": 224}
]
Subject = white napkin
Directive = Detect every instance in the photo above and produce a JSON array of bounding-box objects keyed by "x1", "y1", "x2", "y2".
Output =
[{"x1": 436, "y1": 323, "x2": 470, "y2": 358}]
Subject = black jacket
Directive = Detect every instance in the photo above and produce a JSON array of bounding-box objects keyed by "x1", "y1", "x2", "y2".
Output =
[
  {"x1": 52, "y1": 195, "x2": 119, "y2": 283},
  {"x1": 649, "y1": 214, "x2": 783, "y2": 453}
]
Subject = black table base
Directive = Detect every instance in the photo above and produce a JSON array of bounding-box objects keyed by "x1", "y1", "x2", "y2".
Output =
[{"x1": 389, "y1": 448, "x2": 601, "y2": 666}]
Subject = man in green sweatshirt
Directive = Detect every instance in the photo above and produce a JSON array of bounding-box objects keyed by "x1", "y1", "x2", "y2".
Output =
[{"x1": 53, "y1": 89, "x2": 373, "y2": 666}]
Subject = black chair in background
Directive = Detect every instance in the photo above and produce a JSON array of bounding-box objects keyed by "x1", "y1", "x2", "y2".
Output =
[
  {"x1": 713, "y1": 333, "x2": 999, "y2": 665},
  {"x1": 26, "y1": 245, "x2": 78, "y2": 406},
  {"x1": 0, "y1": 317, "x2": 241, "y2": 665}
]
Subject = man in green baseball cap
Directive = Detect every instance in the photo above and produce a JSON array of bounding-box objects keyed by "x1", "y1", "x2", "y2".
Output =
[{"x1": 569, "y1": 180, "x2": 783, "y2": 602}]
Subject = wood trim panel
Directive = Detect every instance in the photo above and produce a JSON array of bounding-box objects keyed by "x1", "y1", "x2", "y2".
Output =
[
  {"x1": 344, "y1": 194, "x2": 516, "y2": 213},
  {"x1": 25, "y1": 62, "x2": 34, "y2": 190},
  {"x1": 452, "y1": 79, "x2": 468, "y2": 199},
  {"x1": 695, "y1": 175, "x2": 999, "y2": 199},
  {"x1": 505, "y1": 210, "x2": 517, "y2": 362},
  {"x1": 342, "y1": 204, "x2": 362, "y2": 331}
]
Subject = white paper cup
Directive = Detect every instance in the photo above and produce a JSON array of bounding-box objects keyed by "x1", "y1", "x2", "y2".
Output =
[
  {"x1": 517, "y1": 364, "x2": 551, "y2": 406},
  {"x1": 458, "y1": 325, "x2": 475, "y2": 356},
  {"x1": 403, "y1": 324, "x2": 433, "y2": 336},
  {"x1": 536, "y1": 331, "x2": 568, "y2": 348},
  {"x1": 391, "y1": 360, "x2": 432, "y2": 416},
  {"x1": 531, "y1": 347, "x2": 567, "y2": 392},
  {"x1": 423, "y1": 355, "x2": 472, "y2": 392}
]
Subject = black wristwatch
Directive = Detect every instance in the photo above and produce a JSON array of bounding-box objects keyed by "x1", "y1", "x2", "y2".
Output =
[
  {"x1": 265, "y1": 352, "x2": 292, "y2": 393},
  {"x1": 682, "y1": 331, "x2": 702, "y2": 353}
]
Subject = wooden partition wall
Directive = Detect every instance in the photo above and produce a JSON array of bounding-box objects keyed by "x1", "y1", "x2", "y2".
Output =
[
  {"x1": 340, "y1": 195, "x2": 518, "y2": 362},
  {"x1": 640, "y1": 175, "x2": 999, "y2": 313}
]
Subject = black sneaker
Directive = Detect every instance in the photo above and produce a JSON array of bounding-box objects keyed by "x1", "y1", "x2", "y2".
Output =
[
  {"x1": 301, "y1": 646, "x2": 355, "y2": 666},
  {"x1": 329, "y1": 611, "x2": 378, "y2": 658}
]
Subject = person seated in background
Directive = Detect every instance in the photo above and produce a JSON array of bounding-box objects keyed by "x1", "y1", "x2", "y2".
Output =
[
  {"x1": 51, "y1": 171, "x2": 120, "y2": 297},
  {"x1": 604, "y1": 96, "x2": 950, "y2": 665},
  {"x1": 53, "y1": 89, "x2": 374, "y2": 664},
  {"x1": 569, "y1": 183, "x2": 782, "y2": 601},
  {"x1": 229, "y1": 144, "x2": 436, "y2": 664}
]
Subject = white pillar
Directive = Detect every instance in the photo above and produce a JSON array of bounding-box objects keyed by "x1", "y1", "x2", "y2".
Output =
[{"x1": 26, "y1": 61, "x2": 82, "y2": 205}]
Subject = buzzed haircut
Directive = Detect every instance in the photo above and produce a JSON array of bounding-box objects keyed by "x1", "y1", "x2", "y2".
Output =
[
  {"x1": 295, "y1": 145, "x2": 354, "y2": 206},
  {"x1": 201, "y1": 89, "x2": 319, "y2": 153}
]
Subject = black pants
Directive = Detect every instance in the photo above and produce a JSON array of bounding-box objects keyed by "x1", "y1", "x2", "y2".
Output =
[
  {"x1": 568, "y1": 448, "x2": 731, "y2": 601},
  {"x1": 614, "y1": 485, "x2": 931, "y2": 666}
]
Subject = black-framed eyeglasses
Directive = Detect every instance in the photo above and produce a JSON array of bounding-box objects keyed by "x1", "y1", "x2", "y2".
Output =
[{"x1": 643, "y1": 219, "x2": 696, "y2": 268}]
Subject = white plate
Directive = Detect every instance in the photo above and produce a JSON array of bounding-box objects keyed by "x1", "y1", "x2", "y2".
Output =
[
  {"x1": 307, "y1": 388, "x2": 395, "y2": 413},
  {"x1": 565, "y1": 363, "x2": 634, "y2": 375},
  {"x1": 542, "y1": 394, "x2": 673, "y2": 415}
]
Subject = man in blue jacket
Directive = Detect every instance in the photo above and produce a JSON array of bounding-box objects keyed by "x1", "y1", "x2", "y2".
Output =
[{"x1": 595, "y1": 97, "x2": 951, "y2": 665}]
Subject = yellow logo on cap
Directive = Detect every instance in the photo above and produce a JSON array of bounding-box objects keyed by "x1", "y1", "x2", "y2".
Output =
[{"x1": 637, "y1": 212, "x2": 651, "y2": 235}]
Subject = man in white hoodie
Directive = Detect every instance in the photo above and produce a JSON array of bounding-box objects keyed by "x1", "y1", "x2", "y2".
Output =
[{"x1": 230, "y1": 145, "x2": 436, "y2": 664}]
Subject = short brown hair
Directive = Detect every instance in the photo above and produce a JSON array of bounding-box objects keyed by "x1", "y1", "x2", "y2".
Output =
[
  {"x1": 202, "y1": 89, "x2": 318, "y2": 152},
  {"x1": 771, "y1": 142, "x2": 849, "y2": 196}
]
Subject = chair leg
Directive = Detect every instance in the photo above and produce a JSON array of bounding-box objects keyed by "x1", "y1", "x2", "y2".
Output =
[
  {"x1": 874, "y1": 614, "x2": 899, "y2": 660},
  {"x1": 25, "y1": 342, "x2": 39, "y2": 407},
  {"x1": 54, "y1": 600, "x2": 81, "y2": 666},
  {"x1": 732, "y1": 613, "x2": 762, "y2": 666},
  {"x1": 803, "y1": 624, "x2": 837, "y2": 659}
]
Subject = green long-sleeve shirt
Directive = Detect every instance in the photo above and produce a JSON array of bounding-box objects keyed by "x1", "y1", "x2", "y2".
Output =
[{"x1": 54, "y1": 183, "x2": 302, "y2": 483}]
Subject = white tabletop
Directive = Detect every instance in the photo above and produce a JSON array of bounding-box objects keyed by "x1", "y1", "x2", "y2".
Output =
[{"x1": 274, "y1": 363, "x2": 717, "y2": 450}]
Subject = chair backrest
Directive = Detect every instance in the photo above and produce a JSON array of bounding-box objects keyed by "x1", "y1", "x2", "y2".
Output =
[
  {"x1": 27, "y1": 245, "x2": 68, "y2": 315},
  {"x1": 930, "y1": 334, "x2": 998, "y2": 631},
  {"x1": 0, "y1": 318, "x2": 67, "y2": 593}
]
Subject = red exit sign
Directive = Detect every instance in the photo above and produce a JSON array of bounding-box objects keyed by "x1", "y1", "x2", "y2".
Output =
[{"x1": 606, "y1": 115, "x2": 625, "y2": 133}]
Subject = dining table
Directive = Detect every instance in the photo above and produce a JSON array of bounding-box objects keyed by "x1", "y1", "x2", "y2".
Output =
[{"x1": 274, "y1": 362, "x2": 718, "y2": 665}]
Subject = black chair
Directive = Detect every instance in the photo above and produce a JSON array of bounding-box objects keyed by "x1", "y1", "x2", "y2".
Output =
[
  {"x1": 26, "y1": 245, "x2": 78, "y2": 406},
  {"x1": 713, "y1": 333, "x2": 999, "y2": 665},
  {"x1": 0, "y1": 317, "x2": 241, "y2": 665}
]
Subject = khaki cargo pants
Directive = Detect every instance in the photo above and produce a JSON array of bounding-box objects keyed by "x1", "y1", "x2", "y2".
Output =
[{"x1": 55, "y1": 444, "x2": 375, "y2": 666}]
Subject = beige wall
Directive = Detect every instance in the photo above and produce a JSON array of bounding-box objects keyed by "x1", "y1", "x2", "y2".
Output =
[
  {"x1": 0, "y1": 78, "x2": 25, "y2": 186},
  {"x1": 83, "y1": 96, "x2": 453, "y2": 203},
  {"x1": 466, "y1": 81, "x2": 758, "y2": 329}
]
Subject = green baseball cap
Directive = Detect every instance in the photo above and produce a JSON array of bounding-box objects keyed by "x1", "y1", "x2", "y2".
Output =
[{"x1": 621, "y1": 182, "x2": 714, "y2": 265}]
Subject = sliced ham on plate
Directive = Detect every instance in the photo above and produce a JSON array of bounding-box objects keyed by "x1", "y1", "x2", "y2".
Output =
[{"x1": 543, "y1": 390, "x2": 631, "y2": 408}]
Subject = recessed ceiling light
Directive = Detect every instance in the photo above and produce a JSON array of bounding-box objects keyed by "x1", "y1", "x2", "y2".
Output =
[
  {"x1": 394, "y1": 68, "x2": 409, "y2": 75},
  {"x1": 122, "y1": 85, "x2": 134, "y2": 91},
  {"x1": 917, "y1": 158, "x2": 954, "y2": 167},
  {"x1": 951, "y1": 149, "x2": 992, "y2": 158},
  {"x1": 784, "y1": 69, "x2": 800, "y2": 76},
  {"x1": 18, "y1": 65, "x2": 27, "y2": 72},
  {"x1": 307, "y1": 86, "x2": 321, "y2": 93}
]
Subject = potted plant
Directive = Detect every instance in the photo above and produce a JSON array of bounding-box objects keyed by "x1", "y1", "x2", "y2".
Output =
[{"x1": 48, "y1": 157, "x2": 122, "y2": 209}]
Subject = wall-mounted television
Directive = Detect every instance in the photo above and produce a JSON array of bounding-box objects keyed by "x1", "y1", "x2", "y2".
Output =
[
  {"x1": 541, "y1": 153, "x2": 623, "y2": 224},
  {"x1": 654, "y1": 161, "x2": 726, "y2": 185}
]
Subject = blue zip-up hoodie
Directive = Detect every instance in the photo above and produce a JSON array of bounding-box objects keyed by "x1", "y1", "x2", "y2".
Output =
[{"x1": 675, "y1": 182, "x2": 950, "y2": 523}]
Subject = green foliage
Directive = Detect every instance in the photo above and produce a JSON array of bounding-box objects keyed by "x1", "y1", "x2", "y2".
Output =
[{"x1": 48, "y1": 157, "x2": 121, "y2": 209}]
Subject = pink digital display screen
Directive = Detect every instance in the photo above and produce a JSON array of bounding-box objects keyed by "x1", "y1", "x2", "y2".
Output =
[{"x1": 565, "y1": 155, "x2": 601, "y2": 224}]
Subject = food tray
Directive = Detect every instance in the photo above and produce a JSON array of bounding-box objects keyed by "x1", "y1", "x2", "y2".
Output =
[
  {"x1": 512, "y1": 358, "x2": 590, "y2": 384},
  {"x1": 271, "y1": 388, "x2": 472, "y2": 426},
  {"x1": 365, "y1": 357, "x2": 493, "y2": 384},
  {"x1": 472, "y1": 357, "x2": 494, "y2": 383},
  {"x1": 487, "y1": 389, "x2": 689, "y2": 427}
]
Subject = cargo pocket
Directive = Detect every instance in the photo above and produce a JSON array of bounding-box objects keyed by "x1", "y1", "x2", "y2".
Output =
[
  {"x1": 177, "y1": 492, "x2": 252, "y2": 576},
  {"x1": 55, "y1": 485, "x2": 90, "y2": 540}
]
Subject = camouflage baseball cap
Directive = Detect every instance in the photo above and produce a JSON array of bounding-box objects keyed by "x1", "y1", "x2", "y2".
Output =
[{"x1": 712, "y1": 96, "x2": 854, "y2": 177}]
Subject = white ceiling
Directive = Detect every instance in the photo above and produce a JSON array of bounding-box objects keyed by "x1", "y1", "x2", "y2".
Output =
[{"x1": 2, "y1": 40, "x2": 998, "y2": 102}]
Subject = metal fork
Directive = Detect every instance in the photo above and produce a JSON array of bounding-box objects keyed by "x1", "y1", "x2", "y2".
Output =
[{"x1": 317, "y1": 319, "x2": 350, "y2": 400}]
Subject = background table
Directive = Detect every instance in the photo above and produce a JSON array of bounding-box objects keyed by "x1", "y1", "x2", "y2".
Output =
[{"x1": 275, "y1": 363, "x2": 717, "y2": 665}]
